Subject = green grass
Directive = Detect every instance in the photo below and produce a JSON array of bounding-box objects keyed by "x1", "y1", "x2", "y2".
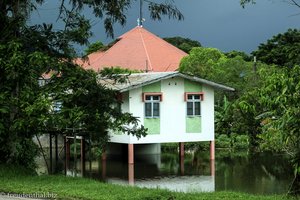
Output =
[{"x1": 0, "y1": 164, "x2": 293, "y2": 200}]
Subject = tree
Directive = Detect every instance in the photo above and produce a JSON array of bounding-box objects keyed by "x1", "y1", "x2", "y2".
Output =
[
  {"x1": 85, "y1": 41, "x2": 105, "y2": 55},
  {"x1": 225, "y1": 50, "x2": 251, "y2": 62},
  {"x1": 163, "y1": 36, "x2": 201, "y2": 53},
  {"x1": 240, "y1": 0, "x2": 300, "y2": 9},
  {"x1": 179, "y1": 47, "x2": 255, "y2": 99},
  {"x1": 0, "y1": 0, "x2": 184, "y2": 168},
  {"x1": 254, "y1": 66, "x2": 300, "y2": 195},
  {"x1": 222, "y1": 64, "x2": 300, "y2": 195},
  {"x1": 252, "y1": 29, "x2": 300, "y2": 67}
]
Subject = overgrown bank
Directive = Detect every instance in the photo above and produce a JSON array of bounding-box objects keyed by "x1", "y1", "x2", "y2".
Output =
[{"x1": 0, "y1": 164, "x2": 293, "y2": 200}]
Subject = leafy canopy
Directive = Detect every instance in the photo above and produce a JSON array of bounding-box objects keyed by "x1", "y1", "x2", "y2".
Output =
[
  {"x1": 252, "y1": 29, "x2": 300, "y2": 67},
  {"x1": 164, "y1": 36, "x2": 201, "y2": 53}
]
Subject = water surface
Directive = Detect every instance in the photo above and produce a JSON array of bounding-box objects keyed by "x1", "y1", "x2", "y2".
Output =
[{"x1": 68, "y1": 150, "x2": 293, "y2": 194}]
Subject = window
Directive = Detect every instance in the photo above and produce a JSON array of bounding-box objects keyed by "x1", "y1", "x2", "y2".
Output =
[
  {"x1": 38, "y1": 78, "x2": 50, "y2": 87},
  {"x1": 53, "y1": 101, "x2": 62, "y2": 113},
  {"x1": 144, "y1": 95, "x2": 161, "y2": 118},
  {"x1": 186, "y1": 93, "x2": 203, "y2": 117}
]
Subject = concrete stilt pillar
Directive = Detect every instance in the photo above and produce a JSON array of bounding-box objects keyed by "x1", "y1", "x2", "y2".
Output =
[
  {"x1": 128, "y1": 164, "x2": 134, "y2": 185},
  {"x1": 180, "y1": 156, "x2": 185, "y2": 175},
  {"x1": 179, "y1": 142, "x2": 184, "y2": 157},
  {"x1": 210, "y1": 141, "x2": 215, "y2": 160},
  {"x1": 128, "y1": 144, "x2": 134, "y2": 164},
  {"x1": 179, "y1": 142, "x2": 184, "y2": 175},
  {"x1": 128, "y1": 144, "x2": 134, "y2": 185},
  {"x1": 210, "y1": 159, "x2": 215, "y2": 176}
]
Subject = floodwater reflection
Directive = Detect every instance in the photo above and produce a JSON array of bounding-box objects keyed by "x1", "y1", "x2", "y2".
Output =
[
  {"x1": 101, "y1": 154, "x2": 215, "y2": 193},
  {"x1": 65, "y1": 151, "x2": 293, "y2": 194}
]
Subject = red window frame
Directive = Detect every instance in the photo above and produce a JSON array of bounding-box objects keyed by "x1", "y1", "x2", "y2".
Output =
[
  {"x1": 184, "y1": 92, "x2": 204, "y2": 101},
  {"x1": 142, "y1": 92, "x2": 163, "y2": 102}
]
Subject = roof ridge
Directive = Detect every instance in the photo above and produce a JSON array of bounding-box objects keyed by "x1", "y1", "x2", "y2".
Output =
[
  {"x1": 139, "y1": 27, "x2": 188, "y2": 56},
  {"x1": 89, "y1": 37, "x2": 124, "y2": 68},
  {"x1": 118, "y1": 26, "x2": 140, "y2": 39},
  {"x1": 85, "y1": 51, "x2": 106, "y2": 71},
  {"x1": 138, "y1": 27, "x2": 153, "y2": 71},
  {"x1": 79, "y1": 26, "x2": 187, "y2": 72}
]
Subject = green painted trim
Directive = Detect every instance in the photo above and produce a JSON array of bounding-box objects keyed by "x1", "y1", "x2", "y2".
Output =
[
  {"x1": 142, "y1": 81, "x2": 161, "y2": 93},
  {"x1": 184, "y1": 79, "x2": 202, "y2": 92},
  {"x1": 186, "y1": 116, "x2": 201, "y2": 133},
  {"x1": 144, "y1": 118, "x2": 160, "y2": 135}
]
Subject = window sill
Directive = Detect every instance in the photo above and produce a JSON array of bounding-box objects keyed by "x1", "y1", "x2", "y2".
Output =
[
  {"x1": 186, "y1": 115, "x2": 201, "y2": 118},
  {"x1": 145, "y1": 117, "x2": 160, "y2": 119}
]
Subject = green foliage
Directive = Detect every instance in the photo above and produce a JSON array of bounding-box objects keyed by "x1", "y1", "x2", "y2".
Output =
[
  {"x1": 180, "y1": 47, "x2": 257, "y2": 100},
  {"x1": 163, "y1": 36, "x2": 201, "y2": 53},
  {"x1": 0, "y1": 41, "x2": 51, "y2": 168},
  {"x1": 161, "y1": 143, "x2": 178, "y2": 152},
  {"x1": 216, "y1": 134, "x2": 232, "y2": 149},
  {"x1": 225, "y1": 50, "x2": 252, "y2": 62},
  {"x1": 216, "y1": 134, "x2": 249, "y2": 150},
  {"x1": 101, "y1": 66, "x2": 142, "y2": 74},
  {"x1": 240, "y1": 0, "x2": 300, "y2": 10},
  {"x1": 232, "y1": 134, "x2": 250, "y2": 150},
  {"x1": 85, "y1": 41, "x2": 105, "y2": 55},
  {"x1": 253, "y1": 66, "x2": 300, "y2": 195},
  {"x1": 252, "y1": 29, "x2": 300, "y2": 67},
  {"x1": 226, "y1": 65, "x2": 300, "y2": 195},
  {"x1": 240, "y1": 0, "x2": 256, "y2": 8},
  {"x1": 180, "y1": 47, "x2": 224, "y2": 78}
]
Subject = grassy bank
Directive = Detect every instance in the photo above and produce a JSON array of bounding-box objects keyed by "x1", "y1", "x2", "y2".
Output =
[{"x1": 0, "y1": 165, "x2": 292, "y2": 200}]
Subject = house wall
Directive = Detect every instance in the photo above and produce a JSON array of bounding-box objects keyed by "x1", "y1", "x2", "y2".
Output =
[
  {"x1": 143, "y1": 83, "x2": 161, "y2": 134},
  {"x1": 110, "y1": 77, "x2": 214, "y2": 144},
  {"x1": 184, "y1": 79, "x2": 202, "y2": 133}
]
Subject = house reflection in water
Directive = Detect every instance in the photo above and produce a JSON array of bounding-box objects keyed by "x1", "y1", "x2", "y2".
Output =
[{"x1": 101, "y1": 152, "x2": 215, "y2": 193}]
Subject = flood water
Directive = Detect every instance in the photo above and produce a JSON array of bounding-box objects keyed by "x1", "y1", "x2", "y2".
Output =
[{"x1": 66, "y1": 150, "x2": 293, "y2": 195}]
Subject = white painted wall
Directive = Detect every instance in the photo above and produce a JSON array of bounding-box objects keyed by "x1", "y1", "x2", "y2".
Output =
[{"x1": 109, "y1": 77, "x2": 215, "y2": 144}]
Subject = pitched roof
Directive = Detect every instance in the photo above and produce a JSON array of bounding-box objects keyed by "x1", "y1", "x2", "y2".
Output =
[
  {"x1": 78, "y1": 26, "x2": 188, "y2": 72},
  {"x1": 99, "y1": 72, "x2": 235, "y2": 92}
]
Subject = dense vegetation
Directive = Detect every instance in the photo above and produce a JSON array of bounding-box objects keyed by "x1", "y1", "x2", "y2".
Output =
[{"x1": 163, "y1": 37, "x2": 201, "y2": 53}]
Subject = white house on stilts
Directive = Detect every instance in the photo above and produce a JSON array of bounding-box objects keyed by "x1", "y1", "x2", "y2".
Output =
[{"x1": 100, "y1": 71, "x2": 234, "y2": 165}]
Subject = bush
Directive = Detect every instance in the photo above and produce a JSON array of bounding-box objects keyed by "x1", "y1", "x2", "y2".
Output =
[
  {"x1": 216, "y1": 134, "x2": 232, "y2": 148},
  {"x1": 215, "y1": 134, "x2": 250, "y2": 150},
  {"x1": 232, "y1": 134, "x2": 250, "y2": 150},
  {"x1": 161, "y1": 143, "x2": 178, "y2": 153}
]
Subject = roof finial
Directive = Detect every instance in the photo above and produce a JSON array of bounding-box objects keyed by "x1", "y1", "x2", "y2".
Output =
[{"x1": 137, "y1": 0, "x2": 145, "y2": 27}]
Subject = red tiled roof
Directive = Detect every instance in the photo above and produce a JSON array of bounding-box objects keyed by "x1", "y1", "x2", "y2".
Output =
[{"x1": 77, "y1": 26, "x2": 187, "y2": 72}]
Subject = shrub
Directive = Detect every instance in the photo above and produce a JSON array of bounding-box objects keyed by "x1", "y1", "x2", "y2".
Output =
[
  {"x1": 216, "y1": 134, "x2": 232, "y2": 148},
  {"x1": 232, "y1": 134, "x2": 250, "y2": 150}
]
